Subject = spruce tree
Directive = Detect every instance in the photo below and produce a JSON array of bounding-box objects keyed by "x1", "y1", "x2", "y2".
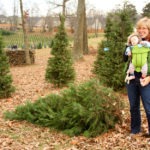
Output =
[
  {"x1": 93, "y1": 7, "x2": 134, "y2": 91},
  {"x1": 0, "y1": 36, "x2": 15, "y2": 98},
  {"x1": 45, "y1": 15, "x2": 75, "y2": 87},
  {"x1": 4, "y1": 79, "x2": 123, "y2": 137}
]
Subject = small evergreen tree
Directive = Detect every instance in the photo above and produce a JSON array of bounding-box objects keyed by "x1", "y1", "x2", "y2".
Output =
[
  {"x1": 4, "y1": 79, "x2": 123, "y2": 137},
  {"x1": 0, "y1": 36, "x2": 15, "y2": 98},
  {"x1": 93, "y1": 6, "x2": 134, "y2": 91},
  {"x1": 45, "y1": 15, "x2": 75, "y2": 87}
]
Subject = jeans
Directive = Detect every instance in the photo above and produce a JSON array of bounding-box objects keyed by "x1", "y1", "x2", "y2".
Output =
[{"x1": 126, "y1": 79, "x2": 150, "y2": 134}]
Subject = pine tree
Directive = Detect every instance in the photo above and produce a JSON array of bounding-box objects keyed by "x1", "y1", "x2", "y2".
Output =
[
  {"x1": 93, "y1": 6, "x2": 134, "y2": 91},
  {"x1": 4, "y1": 79, "x2": 123, "y2": 137},
  {"x1": 45, "y1": 15, "x2": 75, "y2": 87},
  {"x1": 0, "y1": 36, "x2": 15, "y2": 98}
]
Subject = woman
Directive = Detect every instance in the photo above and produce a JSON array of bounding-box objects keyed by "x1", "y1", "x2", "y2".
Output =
[{"x1": 125, "y1": 17, "x2": 150, "y2": 137}]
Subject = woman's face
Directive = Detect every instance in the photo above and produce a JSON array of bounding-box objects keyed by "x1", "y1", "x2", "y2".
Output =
[{"x1": 137, "y1": 25, "x2": 149, "y2": 39}]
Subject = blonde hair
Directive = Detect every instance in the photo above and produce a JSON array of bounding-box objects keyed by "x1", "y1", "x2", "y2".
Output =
[
  {"x1": 127, "y1": 32, "x2": 141, "y2": 45},
  {"x1": 136, "y1": 17, "x2": 150, "y2": 41},
  {"x1": 136, "y1": 17, "x2": 150, "y2": 31}
]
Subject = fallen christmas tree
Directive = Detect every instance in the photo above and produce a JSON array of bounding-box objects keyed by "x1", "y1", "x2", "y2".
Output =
[{"x1": 4, "y1": 79, "x2": 123, "y2": 137}]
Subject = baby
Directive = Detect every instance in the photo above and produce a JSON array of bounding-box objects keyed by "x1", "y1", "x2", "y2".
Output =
[{"x1": 125, "y1": 33, "x2": 150, "y2": 84}]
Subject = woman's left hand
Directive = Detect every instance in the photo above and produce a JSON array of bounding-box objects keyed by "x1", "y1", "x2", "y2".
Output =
[{"x1": 140, "y1": 76, "x2": 150, "y2": 86}]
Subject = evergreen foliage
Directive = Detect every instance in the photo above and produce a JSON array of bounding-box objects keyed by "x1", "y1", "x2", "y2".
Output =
[
  {"x1": 4, "y1": 79, "x2": 123, "y2": 137},
  {"x1": 93, "y1": 6, "x2": 134, "y2": 91},
  {"x1": 45, "y1": 15, "x2": 75, "y2": 87},
  {"x1": 142, "y1": 2, "x2": 150, "y2": 17},
  {"x1": 37, "y1": 42, "x2": 42, "y2": 49},
  {"x1": 0, "y1": 29, "x2": 14, "y2": 36},
  {"x1": 0, "y1": 36, "x2": 15, "y2": 98}
]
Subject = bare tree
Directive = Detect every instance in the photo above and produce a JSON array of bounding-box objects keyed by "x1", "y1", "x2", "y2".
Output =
[
  {"x1": 12, "y1": 0, "x2": 18, "y2": 31},
  {"x1": 62, "y1": 0, "x2": 70, "y2": 16},
  {"x1": 48, "y1": 0, "x2": 70, "y2": 16},
  {"x1": 87, "y1": 9, "x2": 105, "y2": 37},
  {"x1": 19, "y1": 0, "x2": 31, "y2": 64},
  {"x1": 67, "y1": 15, "x2": 76, "y2": 33},
  {"x1": 28, "y1": 8, "x2": 34, "y2": 32},
  {"x1": 73, "y1": 0, "x2": 88, "y2": 60},
  {"x1": 45, "y1": 9, "x2": 54, "y2": 32},
  {"x1": 41, "y1": 17, "x2": 47, "y2": 32},
  {"x1": 28, "y1": 4, "x2": 40, "y2": 32}
]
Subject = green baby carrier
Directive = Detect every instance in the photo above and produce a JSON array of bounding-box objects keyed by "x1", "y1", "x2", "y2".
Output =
[{"x1": 131, "y1": 45, "x2": 150, "y2": 74}]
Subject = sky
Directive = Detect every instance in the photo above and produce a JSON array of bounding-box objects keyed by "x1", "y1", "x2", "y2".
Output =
[{"x1": 0, "y1": 0, "x2": 149, "y2": 16}]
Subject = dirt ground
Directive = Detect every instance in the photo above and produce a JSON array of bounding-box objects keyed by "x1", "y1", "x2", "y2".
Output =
[{"x1": 0, "y1": 39, "x2": 150, "y2": 150}]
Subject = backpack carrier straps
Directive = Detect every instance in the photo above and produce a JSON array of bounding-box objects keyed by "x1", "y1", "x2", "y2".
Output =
[{"x1": 123, "y1": 45, "x2": 129, "y2": 62}]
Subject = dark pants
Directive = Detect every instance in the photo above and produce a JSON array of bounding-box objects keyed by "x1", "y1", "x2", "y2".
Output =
[{"x1": 126, "y1": 80, "x2": 150, "y2": 134}]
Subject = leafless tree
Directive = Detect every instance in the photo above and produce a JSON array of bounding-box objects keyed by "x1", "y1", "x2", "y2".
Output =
[
  {"x1": 12, "y1": 0, "x2": 18, "y2": 31},
  {"x1": 28, "y1": 6, "x2": 38, "y2": 32},
  {"x1": 48, "y1": 0, "x2": 70, "y2": 16},
  {"x1": 45, "y1": 9, "x2": 54, "y2": 32},
  {"x1": 67, "y1": 15, "x2": 76, "y2": 33},
  {"x1": 87, "y1": 9, "x2": 106, "y2": 37},
  {"x1": 19, "y1": 0, "x2": 31, "y2": 64}
]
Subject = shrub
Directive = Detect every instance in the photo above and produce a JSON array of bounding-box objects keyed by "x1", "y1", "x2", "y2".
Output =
[
  {"x1": 4, "y1": 79, "x2": 123, "y2": 137},
  {"x1": 0, "y1": 36, "x2": 15, "y2": 98},
  {"x1": 0, "y1": 29, "x2": 14, "y2": 36},
  {"x1": 93, "y1": 7, "x2": 133, "y2": 91},
  {"x1": 37, "y1": 42, "x2": 42, "y2": 49},
  {"x1": 45, "y1": 15, "x2": 75, "y2": 87}
]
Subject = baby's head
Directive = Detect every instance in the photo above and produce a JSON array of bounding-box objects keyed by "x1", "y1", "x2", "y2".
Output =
[{"x1": 128, "y1": 33, "x2": 141, "y2": 46}]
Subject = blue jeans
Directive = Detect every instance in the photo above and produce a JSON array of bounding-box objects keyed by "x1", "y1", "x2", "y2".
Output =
[{"x1": 126, "y1": 80, "x2": 150, "y2": 134}]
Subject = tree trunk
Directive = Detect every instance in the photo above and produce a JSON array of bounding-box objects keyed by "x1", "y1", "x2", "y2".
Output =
[
  {"x1": 19, "y1": 0, "x2": 31, "y2": 65},
  {"x1": 12, "y1": 0, "x2": 18, "y2": 31},
  {"x1": 73, "y1": 0, "x2": 88, "y2": 60},
  {"x1": 62, "y1": 0, "x2": 70, "y2": 16},
  {"x1": 83, "y1": 4, "x2": 88, "y2": 54},
  {"x1": 62, "y1": 0, "x2": 66, "y2": 16}
]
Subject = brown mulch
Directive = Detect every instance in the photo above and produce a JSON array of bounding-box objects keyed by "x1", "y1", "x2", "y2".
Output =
[{"x1": 0, "y1": 48, "x2": 150, "y2": 150}]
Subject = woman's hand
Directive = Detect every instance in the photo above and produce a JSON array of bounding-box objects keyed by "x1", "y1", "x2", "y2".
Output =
[{"x1": 140, "y1": 76, "x2": 150, "y2": 86}]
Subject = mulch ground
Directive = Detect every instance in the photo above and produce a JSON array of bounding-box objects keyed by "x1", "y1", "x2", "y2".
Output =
[{"x1": 0, "y1": 48, "x2": 150, "y2": 150}]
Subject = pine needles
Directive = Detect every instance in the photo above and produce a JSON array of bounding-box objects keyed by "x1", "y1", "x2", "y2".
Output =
[{"x1": 4, "y1": 79, "x2": 123, "y2": 137}]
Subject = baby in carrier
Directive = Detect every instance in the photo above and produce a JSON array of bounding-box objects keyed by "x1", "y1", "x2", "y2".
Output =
[{"x1": 125, "y1": 33, "x2": 150, "y2": 84}]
